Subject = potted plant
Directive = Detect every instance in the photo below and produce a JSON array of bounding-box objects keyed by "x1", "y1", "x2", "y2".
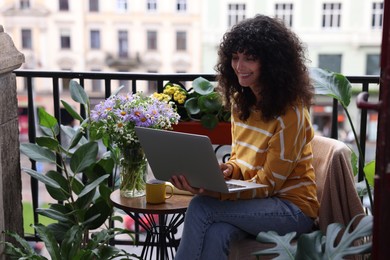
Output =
[
  {"x1": 153, "y1": 77, "x2": 232, "y2": 144},
  {"x1": 2, "y1": 81, "x2": 141, "y2": 259},
  {"x1": 253, "y1": 215, "x2": 372, "y2": 259},
  {"x1": 309, "y1": 67, "x2": 374, "y2": 210},
  {"x1": 154, "y1": 77, "x2": 231, "y2": 130}
]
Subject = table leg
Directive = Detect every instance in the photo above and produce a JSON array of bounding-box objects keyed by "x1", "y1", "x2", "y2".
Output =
[{"x1": 123, "y1": 210, "x2": 186, "y2": 260}]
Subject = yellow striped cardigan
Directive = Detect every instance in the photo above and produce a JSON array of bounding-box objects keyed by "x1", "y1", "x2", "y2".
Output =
[{"x1": 223, "y1": 104, "x2": 319, "y2": 219}]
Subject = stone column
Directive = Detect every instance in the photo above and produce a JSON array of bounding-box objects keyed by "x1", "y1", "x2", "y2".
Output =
[{"x1": 0, "y1": 25, "x2": 25, "y2": 259}]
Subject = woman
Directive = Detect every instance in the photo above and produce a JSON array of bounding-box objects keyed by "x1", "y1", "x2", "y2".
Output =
[{"x1": 170, "y1": 14, "x2": 319, "y2": 259}]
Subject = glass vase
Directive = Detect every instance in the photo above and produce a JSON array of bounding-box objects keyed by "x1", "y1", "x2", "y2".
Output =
[{"x1": 119, "y1": 146, "x2": 147, "y2": 198}]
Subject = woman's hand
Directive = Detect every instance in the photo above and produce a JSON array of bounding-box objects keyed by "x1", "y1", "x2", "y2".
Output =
[
  {"x1": 220, "y1": 163, "x2": 233, "y2": 179},
  {"x1": 170, "y1": 175, "x2": 220, "y2": 198}
]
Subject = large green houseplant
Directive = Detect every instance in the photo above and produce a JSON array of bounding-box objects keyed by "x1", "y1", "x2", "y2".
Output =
[
  {"x1": 253, "y1": 215, "x2": 372, "y2": 259},
  {"x1": 2, "y1": 81, "x2": 139, "y2": 259},
  {"x1": 309, "y1": 67, "x2": 374, "y2": 208}
]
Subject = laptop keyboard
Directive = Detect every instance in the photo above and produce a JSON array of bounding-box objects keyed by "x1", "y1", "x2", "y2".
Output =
[{"x1": 226, "y1": 182, "x2": 246, "y2": 189}]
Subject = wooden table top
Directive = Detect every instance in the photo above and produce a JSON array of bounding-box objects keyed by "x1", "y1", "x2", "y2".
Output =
[{"x1": 110, "y1": 189, "x2": 193, "y2": 214}]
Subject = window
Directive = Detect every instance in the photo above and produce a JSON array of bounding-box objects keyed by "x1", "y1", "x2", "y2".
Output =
[
  {"x1": 176, "y1": 0, "x2": 187, "y2": 12},
  {"x1": 147, "y1": 31, "x2": 158, "y2": 50},
  {"x1": 366, "y1": 54, "x2": 380, "y2": 75},
  {"x1": 118, "y1": 30, "x2": 128, "y2": 58},
  {"x1": 90, "y1": 30, "x2": 101, "y2": 49},
  {"x1": 89, "y1": 0, "x2": 99, "y2": 12},
  {"x1": 322, "y1": 3, "x2": 342, "y2": 28},
  {"x1": 20, "y1": 0, "x2": 30, "y2": 9},
  {"x1": 147, "y1": 0, "x2": 157, "y2": 11},
  {"x1": 21, "y1": 29, "x2": 32, "y2": 49},
  {"x1": 275, "y1": 3, "x2": 294, "y2": 27},
  {"x1": 59, "y1": 0, "x2": 69, "y2": 11},
  {"x1": 318, "y1": 54, "x2": 342, "y2": 73},
  {"x1": 60, "y1": 29, "x2": 71, "y2": 49},
  {"x1": 117, "y1": 0, "x2": 128, "y2": 11},
  {"x1": 176, "y1": 31, "x2": 187, "y2": 51},
  {"x1": 228, "y1": 4, "x2": 246, "y2": 27},
  {"x1": 372, "y1": 2, "x2": 384, "y2": 29}
]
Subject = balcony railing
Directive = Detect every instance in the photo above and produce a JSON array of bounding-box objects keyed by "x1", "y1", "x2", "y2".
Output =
[{"x1": 14, "y1": 69, "x2": 379, "y2": 246}]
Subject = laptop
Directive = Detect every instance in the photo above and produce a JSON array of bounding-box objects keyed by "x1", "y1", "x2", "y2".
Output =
[{"x1": 134, "y1": 126, "x2": 266, "y2": 193}]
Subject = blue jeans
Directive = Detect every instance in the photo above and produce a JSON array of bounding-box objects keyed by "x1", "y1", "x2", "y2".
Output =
[{"x1": 174, "y1": 195, "x2": 314, "y2": 260}]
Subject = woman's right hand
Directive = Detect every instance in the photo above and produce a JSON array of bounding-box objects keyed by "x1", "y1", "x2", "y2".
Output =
[
  {"x1": 170, "y1": 175, "x2": 220, "y2": 198},
  {"x1": 220, "y1": 163, "x2": 233, "y2": 179}
]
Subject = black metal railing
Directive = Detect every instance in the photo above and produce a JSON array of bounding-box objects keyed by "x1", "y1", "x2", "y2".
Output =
[{"x1": 14, "y1": 69, "x2": 380, "y2": 245}]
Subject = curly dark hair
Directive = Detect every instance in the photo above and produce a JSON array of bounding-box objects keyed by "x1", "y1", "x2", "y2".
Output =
[{"x1": 215, "y1": 15, "x2": 313, "y2": 122}]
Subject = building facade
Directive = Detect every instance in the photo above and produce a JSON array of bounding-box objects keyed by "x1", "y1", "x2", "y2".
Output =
[{"x1": 0, "y1": 0, "x2": 383, "y2": 145}]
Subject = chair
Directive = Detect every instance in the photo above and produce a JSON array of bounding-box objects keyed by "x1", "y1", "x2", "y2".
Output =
[{"x1": 228, "y1": 135, "x2": 365, "y2": 259}]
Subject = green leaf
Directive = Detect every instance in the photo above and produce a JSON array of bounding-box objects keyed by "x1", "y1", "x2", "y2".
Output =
[
  {"x1": 198, "y1": 92, "x2": 222, "y2": 113},
  {"x1": 61, "y1": 100, "x2": 84, "y2": 122},
  {"x1": 184, "y1": 97, "x2": 201, "y2": 114},
  {"x1": 99, "y1": 184, "x2": 113, "y2": 203},
  {"x1": 22, "y1": 168, "x2": 61, "y2": 189},
  {"x1": 323, "y1": 215, "x2": 372, "y2": 258},
  {"x1": 254, "y1": 215, "x2": 372, "y2": 259},
  {"x1": 36, "y1": 208, "x2": 71, "y2": 222},
  {"x1": 49, "y1": 203, "x2": 73, "y2": 215},
  {"x1": 33, "y1": 224, "x2": 61, "y2": 260},
  {"x1": 84, "y1": 157, "x2": 114, "y2": 182},
  {"x1": 70, "y1": 176, "x2": 84, "y2": 194},
  {"x1": 192, "y1": 77, "x2": 215, "y2": 95},
  {"x1": 60, "y1": 225, "x2": 83, "y2": 259},
  {"x1": 96, "y1": 246, "x2": 123, "y2": 259},
  {"x1": 350, "y1": 149, "x2": 359, "y2": 176},
  {"x1": 295, "y1": 230, "x2": 325, "y2": 259},
  {"x1": 3, "y1": 230, "x2": 36, "y2": 256},
  {"x1": 200, "y1": 114, "x2": 219, "y2": 130},
  {"x1": 61, "y1": 124, "x2": 88, "y2": 150},
  {"x1": 20, "y1": 143, "x2": 56, "y2": 163},
  {"x1": 75, "y1": 188, "x2": 95, "y2": 213},
  {"x1": 363, "y1": 161, "x2": 375, "y2": 187},
  {"x1": 69, "y1": 127, "x2": 88, "y2": 150},
  {"x1": 70, "y1": 80, "x2": 89, "y2": 106},
  {"x1": 309, "y1": 67, "x2": 352, "y2": 108},
  {"x1": 254, "y1": 231, "x2": 297, "y2": 259},
  {"x1": 38, "y1": 108, "x2": 60, "y2": 136},
  {"x1": 84, "y1": 198, "x2": 111, "y2": 229},
  {"x1": 36, "y1": 136, "x2": 59, "y2": 150},
  {"x1": 46, "y1": 222, "x2": 72, "y2": 242},
  {"x1": 78, "y1": 174, "x2": 110, "y2": 198},
  {"x1": 70, "y1": 142, "x2": 99, "y2": 173},
  {"x1": 45, "y1": 171, "x2": 70, "y2": 201}
]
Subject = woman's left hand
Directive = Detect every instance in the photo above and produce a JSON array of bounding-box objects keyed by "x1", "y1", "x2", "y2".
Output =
[{"x1": 170, "y1": 175, "x2": 220, "y2": 198}]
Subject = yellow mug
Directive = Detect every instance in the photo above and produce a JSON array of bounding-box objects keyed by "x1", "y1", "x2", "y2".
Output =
[{"x1": 146, "y1": 179, "x2": 174, "y2": 204}]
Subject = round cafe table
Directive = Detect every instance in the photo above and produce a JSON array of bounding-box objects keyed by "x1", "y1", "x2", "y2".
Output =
[{"x1": 110, "y1": 189, "x2": 193, "y2": 260}]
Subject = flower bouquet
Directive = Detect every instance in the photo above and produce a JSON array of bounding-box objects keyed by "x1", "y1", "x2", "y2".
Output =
[{"x1": 90, "y1": 92, "x2": 180, "y2": 197}]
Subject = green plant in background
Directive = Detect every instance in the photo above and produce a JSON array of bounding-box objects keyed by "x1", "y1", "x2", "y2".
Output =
[
  {"x1": 154, "y1": 77, "x2": 231, "y2": 129},
  {"x1": 253, "y1": 215, "x2": 372, "y2": 259},
  {"x1": 309, "y1": 67, "x2": 374, "y2": 210},
  {"x1": 2, "y1": 82, "x2": 139, "y2": 259},
  {"x1": 184, "y1": 77, "x2": 231, "y2": 129}
]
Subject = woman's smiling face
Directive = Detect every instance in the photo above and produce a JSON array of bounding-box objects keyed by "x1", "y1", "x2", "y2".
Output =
[{"x1": 231, "y1": 52, "x2": 261, "y2": 91}]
